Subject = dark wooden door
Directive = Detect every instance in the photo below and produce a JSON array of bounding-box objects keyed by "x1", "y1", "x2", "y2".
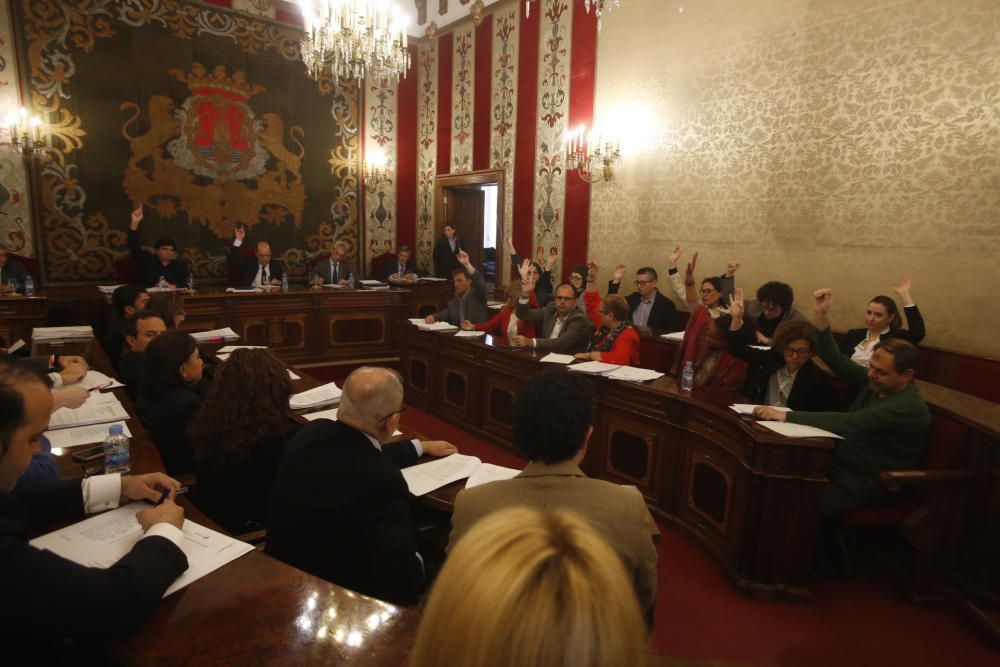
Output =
[{"x1": 446, "y1": 188, "x2": 485, "y2": 274}]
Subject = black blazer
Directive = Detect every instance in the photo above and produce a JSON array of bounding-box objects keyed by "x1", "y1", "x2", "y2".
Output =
[
  {"x1": 725, "y1": 324, "x2": 839, "y2": 412},
  {"x1": 433, "y1": 237, "x2": 463, "y2": 278},
  {"x1": 227, "y1": 244, "x2": 285, "y2": 287},
  {"x1": 381, "y1": 256, "x2": 425, "y2": 281},
  {"x1": 266, "y1": 419, "x2": 424, "y2": 605},
  {"x1": 100, "y1": 316, "x2": 127, "y2": 371},
  {"x1": 0, "y1": 258, "x2": 27, "y2": 287},
  {"x1": 118, "y1": 351, "x2": 143, "y2": 401},
  {"x1": 607, "y1": 283, "x2": 679, "y2": 331},
  {"x1": 135, "y1": 386, "x2": 202, "y2": 475},
  {"x1": 0, "y1": 481, "x2": 187, "y2": 664},
  {"x1": 839, "y1": 305, "x2": 926, "y2": 355},
  {"x1": 127, "y1": 229, "x2": 189, "y2": 288}
]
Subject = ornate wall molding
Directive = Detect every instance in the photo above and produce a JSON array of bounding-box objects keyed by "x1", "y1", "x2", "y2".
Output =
[
  {"x1": 363, "y1": 76, "x2": 398, "y2": 269},
  {"x1": 451, "y1": 25, "x2": 475, "y2": 173},
  {"x1": 0, "y1": 2, "x2": 32, "y2": 257},
  {"x1": 490, "y1": 3, "x2": 519, "y2": 280},
  {"x1": 416, "y1": 40, "x2": 439, "y2": 270}
]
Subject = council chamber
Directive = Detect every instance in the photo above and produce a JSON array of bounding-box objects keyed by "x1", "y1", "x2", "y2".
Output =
[{"x1": 0, "y1": 0, "x2": 997, "y2": 664}]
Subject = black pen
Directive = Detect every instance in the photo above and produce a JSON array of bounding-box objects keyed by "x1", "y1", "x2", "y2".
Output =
[{"x1": 153, "y1": 486, "x2": 188, "y2": 506}]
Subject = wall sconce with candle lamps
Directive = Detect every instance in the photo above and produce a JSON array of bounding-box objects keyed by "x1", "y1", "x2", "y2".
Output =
[
  {"x1": 363, "y1": 147, "x2": 390, "y2": 194},
  {"x1": 566, "y1": 125, "x2": 621, "y2": 184},
  {"x1": 3, "y1": 107, "x2": 47, "y2": 157}
]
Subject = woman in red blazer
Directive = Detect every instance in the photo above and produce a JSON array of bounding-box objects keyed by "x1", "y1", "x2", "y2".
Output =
[
  {"x1": 461, "y1": 283, "x2": 538, "y2": 339},
  {"x1": 578, "y1": 263, "x2": 640, "y2": 366}
]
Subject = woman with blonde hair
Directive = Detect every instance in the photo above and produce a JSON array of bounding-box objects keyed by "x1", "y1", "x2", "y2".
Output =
[{"x1": 410, "y1": 507, "x2": 648, "y2": 667}]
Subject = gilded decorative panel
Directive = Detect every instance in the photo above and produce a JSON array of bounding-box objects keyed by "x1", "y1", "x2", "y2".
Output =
[
  {"x1": 451, "y1": 25, "x2": 475, "y2": 173},
  {"x1": 416, "y1": 40, "x2": 438, "y2": 270},
  {"x1": 13, "y1": 0, "x2": 359, "y2": 283},
  {"x1": 491, "y1": 4, "x2": 519, "y2": 282},
  {"x1": 0, "y1": 2, "x2": 32, "y2": 256},
  {"x1": 364, "y1": 76, "x2": 397, "y2": 269}
]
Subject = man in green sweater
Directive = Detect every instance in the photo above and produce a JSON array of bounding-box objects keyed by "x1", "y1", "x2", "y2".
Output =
[{"x1": 755, "y1": 288, "x2": 930, "y2": 516}]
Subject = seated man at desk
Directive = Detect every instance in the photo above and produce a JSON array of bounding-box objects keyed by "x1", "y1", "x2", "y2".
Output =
[
  {"x1": 512, "y1": 266, "x2": 594, "y2": 353},
  {"x1": 0, "y1": 358, "x2": 188, "y2": 662},
  {"x1": 228, "y1": 224, "x2": 284, "y2": 288},
  {"x1": 127, "y1": 206, "x2": 189, "y2": 288},
  {"x1": 0, "y1": 243, "x2": 28, "y2": 294},
  {"x1": 118, "y1": 310, "x2": 167, "y2": 400},
  {"x1": 449, "y1": 368, "x2": 659, "y2": 617},
  {"x1": 606, "y1": 264, "x2": 678, "y2": 330},
  {"x1": 382, "y1": 245, "x2": 424, "y2": 282},
  {"x1": 266, "y1": 367, "x2": 457, "y2": 605},
  {"x1": 425, "y1": 250, "x2": 489, "y2": 326},
  {"x1": 310, "y1": 241, "x2": 353, "y2": 286},
  {"x1": 102, "y1": 284, "x2": 150, "y2": 370},
  {"x1": 755, "y1": 288, "x2": 931, "y2": 516}
]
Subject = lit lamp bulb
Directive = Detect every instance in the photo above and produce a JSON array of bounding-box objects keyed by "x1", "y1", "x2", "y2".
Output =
[{"x1": 364, "y1": 147, "x2": 389, "y2": 193}]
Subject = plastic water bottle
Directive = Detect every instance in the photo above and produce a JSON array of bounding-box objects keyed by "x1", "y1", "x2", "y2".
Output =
[
  {"x1": 23, "y1": 275, "x2": 35, "y2": 297},
  {"x1": 187, "y1": 272, "x2": 195, "y2": 292},
  {"x1": 347, "y1": 273, "x2": 355, "y2": 289},
  {"x1": 158, "y1": 274, "x2": 167, "y2": 289},
  {"x1": 281, "y1": 274, "x2": 289, "y2": 293},
  {"x1": 681, "y1": 361, "x2": 695, "y2": 393},
  {"x1": 103, "y1": 424, "x2": 131, "y2": 475}
]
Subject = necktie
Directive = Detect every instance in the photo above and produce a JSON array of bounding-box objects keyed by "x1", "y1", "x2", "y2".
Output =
[
  {"x1": 261, "y1": 267, "x2": 268, "y2": 285},
  {"x1": 332, "y1": 262, "x2": 338, "y2": 283},
  {"x1": 459, "y1": 295, "x2": 466, "y2": 322}
]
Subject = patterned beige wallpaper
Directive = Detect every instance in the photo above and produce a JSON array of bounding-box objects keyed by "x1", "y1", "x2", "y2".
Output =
[{"x1": 589, "y1": 0, "x2": 1000, "y2": 356}]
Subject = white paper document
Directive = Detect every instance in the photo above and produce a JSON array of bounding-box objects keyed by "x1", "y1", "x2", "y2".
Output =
[
  {"x1": 408, "y1": 318, "x2": 426, "y2": 325},
  {"x1": 416, "y1": 321, "x2": 458, "y2": 332},
  {"x1": 749, "y1": 345, "x2": 772, "y2": 351},
  {"x1": 567, "y1": 360, "x2": 621, "y2": 374},
  {"x1": 540, "y1": 353, "x2": 575, "y2": 364},
  {"x1": 33, "y1": 325, "x2": 93, "y2": 340},
  {"x1": 401, "y1": 454, "x2": 483, "y2": 496},
  {"x1": 605, "y1": 366, "x2": 665, "y2": 382},
  {"x1": 224, "y1": 288, "x2": 260, "y2": 293},
  {"x1": 78, "y1": 370, "x2": 125, "y2": 391},
  {"x1": 190, "y1": 327, "x2": 239, "y2": 342},
  {"x1": 217, "y1": 345, "x2": 267, "y2": 354},
  {"x1": 660, "y1": 331, "x2": 685, "y2": 342},
  {"x1": 288, "y1": 369, "x2": 301, "y2": 380},
  {"x1": 303, "y1": 407, "x2": 339, "y2": 421},
  {"x1": 145, "y1": 287, "x2": 186, "y2": 293},
  {"x1": 48, "y1": 394, "x2": 131, "y2": 430},
  {"x1": 465, "y1": 463, "x2": 521, "y2": 489},
  {"x1": 359, "y1": 279, "x2": 386, "y2": 286},
  {"x1": 45, "y1": 421, "x2": 133, "y2": 450},
  {"x1": 419, "y1": 277, "x2": 448, "y2": 282},
  {"x1": 290, "y1": 382, "x2": 342, "y2": 409},
  {"x1": 756, "y1": 421, "x2": 843, "y2": 439},
  {"x1": 30, "y1": 503, "x2": 254, "y2": 597},
  {"x1": 97, "y1": 284, "x2": 125, "y2": 295},
  {"x1": 487, "y1": 301, "x2": 504, "y2": 310},
  {"x1": 6, "y1": 339, "x2": 25, "y2": 353},
  {"x1": 322, "y1": 283, "x2": 348, "y2": 288},
  {"x1": 454, "y1": 330, "x2": 486, "y2": 337},
  {"x1": 730, "y1": 404, "x2": 791, "y2": 415}
]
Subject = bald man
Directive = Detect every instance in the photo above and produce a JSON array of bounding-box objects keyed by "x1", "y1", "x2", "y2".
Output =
[
  {"x1": 229, "y1": 224, "x2": 285, "y2": 288},
  {"x1": 267, "y1": 367, "x2": 457, "y2": 605}
]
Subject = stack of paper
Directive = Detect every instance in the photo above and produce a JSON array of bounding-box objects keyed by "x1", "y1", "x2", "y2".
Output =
[
  {"x1": 145, "y1": 286, "x2": 186, "y2": 293},
  {"x1": 31, "y1": 503, "x2": 255, "y2": 597},
  {"x1": 465, "y1": 463, "x2": 521, "y2": 489},
  {"x1": 190, "y1": 327, "x2": 239, "y2": 342},
  {"x1": 730, "y1": 404, "x2": 791, "y2": 415},
  {"x1": 78, "y1": 370, "x2": 125, "y2": 391},
  {"x1": 454, "y1": 330, "x2": 486, "y2": 338},
  {"x1": 408, "y1": 318, "x2": 426, "y2": 325},
  {"x1": 32, "y1": 325, "x2": 93, "y2": 341},
  {"x1": 401, "y1": 454, "x2": 483, "y2": 496},
  {"x1": 419, "y1": 277, "x2": 448, "y2": 282},
  {"x1": 45, "y1": 421, "x2": 133, "y2": 451},
  {"x1": 567, "y1": 360, "x2": 621, "y2": 374},
  {"x1": 540, "y1": 353, "x2": 575, "y2": 364},
  {"x1": 321, "y1": 283, "x2": 348, "y2": 289},
  {"x1": 224, "y1": 287, "x2": 260, "y2": 293},
  {"x1": 605, "y1": 366, "x2": 665, "y2": 382},
  {"x1": 97, "y1": 284, "x2": 125, "y2": 295},
  {"x1": 359, "y1": 279, "x2": 387, "y2": 286},
  {"x1": 660, "y1": 331, "x2": 685, "y2": 342},
  {"x1": 749, "y1": 345, "x2": 772, "y2": 351},
  {"x1": 48, "y1": 393, "x2": 130, "y2": 430},
  {"x1": 756, "y1": 421, "x2": 843, "y2": 439},
  {"x1": 416, "y1": 321, "x2": 458, "y2": 332},
  {"x1": 290, "y1": 382, "x2": 342, "y2": 409}
]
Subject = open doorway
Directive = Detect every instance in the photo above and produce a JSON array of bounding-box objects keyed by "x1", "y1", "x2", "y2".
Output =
[{"x1": 435, "y1": 170, "x2": 504, "y2": 294}]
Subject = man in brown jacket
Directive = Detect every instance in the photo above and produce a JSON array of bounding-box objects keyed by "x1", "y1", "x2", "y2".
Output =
[{"x1": 448, "y1": 367, "x2": 659, "y2": 617}]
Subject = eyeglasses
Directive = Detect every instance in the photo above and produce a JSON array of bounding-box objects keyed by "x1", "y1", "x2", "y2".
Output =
[
  {"x1": 700, "y1": 288, "x2": 717, "y2": 295},
  {"x1": 634, "y1": 280, "x2": 654, "y2": 287},
  {"x1": 378, "y1": 403, "x2": 408, "y2": 423},
  {"x1": 783, "y1": 347, "x2": 812, "y2": 357}
]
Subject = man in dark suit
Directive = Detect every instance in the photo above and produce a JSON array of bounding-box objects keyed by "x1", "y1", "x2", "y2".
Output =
[
  {"x1": 607, "y1": 266, "x2": 679, "y2": 331},
  {"x1": 0, "y1": 358, "x2": 188, "y2": 663},
  {"x1": 228, "y1": 225, "x2": 285, "y2": 288},
  {"x1": 432, "y1": 224, "x2": 462, "y2": 278},
  {"x1": 309, "y1": 241, "x2": 353, "y2": 286},
  {"x1": 127, "y1": 207, "x2": 189, "y2": 288},
  {"x1": 449, "y1": 367, "x2": 659, "y2": 617},
  {"x1": 118, "y1": 310, "x2": 167, "y2": 400},
  {"x1": 0, "y1": 244, "x2": 28, "y2": 294},
  {"x1": 513, "y1": 278, "x2": 595, "y2": 354},
  {"x1": 425, "y1": 250, "x2": 490, "y2": 325},
  {"x1": 266, "y1": 367, "x2": 457, "y2": 605},
  {"x1": 382, "y1": 245, "x2": 424, "y2": 282},
  {"x1": 102, "y1": 284, "x2": 150, "y2": 370}
]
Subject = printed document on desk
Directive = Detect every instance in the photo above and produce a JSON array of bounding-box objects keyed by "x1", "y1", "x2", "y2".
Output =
[
  {"x1": 567, "y1": 360, "x2": 621, "y2": 374},
  {"x1": 730, "y1": 404, "x2": 791, "y2": 415},
  {"x1": 78, "y1": 370, "x2": 125, "y2": 390},
  {"x1": 48, "y1": 394, "x2": 130, "y2": 429},
  {"x1": 290, "y1": 382, "x2": 342, "y2": 409},
  {"x1": 401, "y1": 454, "x2": 483, "y2": 496},
  {"x1": 605, "y1": 366, "x2": 665, "y2": 382},
  {"x1": 190, "y1": 327, "x2": 239, "y2": 342},
  {"x1": 756, "y1": 421, "x2": 843, "y2": 439},
  {"x1": 465, "y1": 463, "x2": 521, "y2": 489},
  {"x1": 30, "y1": 503, "x2": 254, "y2": 597},
  {"x1": 540, "y1": 353, "x2": 575, "y2": 364},
  {"x1": 45, "y1": 421, "x2": 133, "y2": 450}
]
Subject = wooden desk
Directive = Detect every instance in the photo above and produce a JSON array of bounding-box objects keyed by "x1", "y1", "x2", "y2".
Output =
[
  {"x1": 0, "y1": 294, "x2": 47, "y2": 347},
  {"x1": 47, "y1": 342, "x2": 420, "y2": 665},
  {"x1": 398, "y1": 327, "x2": 837, "y2": 601}
]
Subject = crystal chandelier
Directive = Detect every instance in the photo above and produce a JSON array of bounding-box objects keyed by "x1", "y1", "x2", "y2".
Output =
[
  {"x1": 525, "y1": 0, "x2": 622, "y2": 31},
  {"x1": 3, "y1": 107, "x2": 46, "y2": 158},
  {"x1": 297, "y1": 0, "x2": 411, "y2": 85},
  {"x1": 566, "y1": 125, "x2": 621, "y2": 183}
]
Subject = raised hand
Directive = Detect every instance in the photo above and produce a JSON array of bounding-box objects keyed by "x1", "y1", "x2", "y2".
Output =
[
  {"x1": 812, "y1": 288, "x2": 833, "y2": 317},
  {"x1": 457, "y1": 249, "x2": 471, "y2": 268},
  {"x1": 234, "y1": 224, "x2": 246, "y2": 242},
  {"x1": 729, "y1": 287, "x2": 745, "y2": 327},
  {"x1": 520, "y1": 259, "x2": 537, "y2": 293},
  {"x1": 891, "y1": 276, "x2": 914, "y2": 306},
  {"x1": 725, "y1": 261, "x2": 741, "y2": 277},
  {"x1": 587, "y1": 260, "x2": 600, "y2": 279},
  {"x1": 129, "y1": 207, "x2": 143, "y2": 230},
  {"x1": 545, "y1": 247, "x2": 560, "y2": 270},
  {"x1": 504, "y1": 233, "x2": 516, "y2": 256},
  {"x1": 668, "y1": 245, "x2": 683, "y2": 268},
  {"x1": 685, "y1": 251, "x2": 699, "y2": 280},
  {"x1": 612, "y1": 263, "x2": 626, "y2": 283}
]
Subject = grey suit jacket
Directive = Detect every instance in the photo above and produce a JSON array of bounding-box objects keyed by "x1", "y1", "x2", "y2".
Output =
[
  {"x1": 449, "y1": 460, "x2": 659, "y2": 613},
  {"x1": 310, "y1": 257, "x2": 354, "y2": 285},
  {"x1": 515, "y1": 299, "x2": 595, "y2": 353},
  {"x1": 432, "y1": 270, "x2": 490, "y2": 325}
]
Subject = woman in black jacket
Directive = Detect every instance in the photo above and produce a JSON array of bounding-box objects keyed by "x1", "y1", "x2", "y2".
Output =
[
  {"x1": 726, "y1": 289, "x2": 839, "y2": 411},
  {"x1": 838, "y1": 277, "x2": 926, "y2": 366}
]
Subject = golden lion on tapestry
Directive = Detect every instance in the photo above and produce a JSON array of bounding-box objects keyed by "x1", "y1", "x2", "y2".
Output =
[{"x1": 119, "y1": 63, "x2": 305, "y2": 239}]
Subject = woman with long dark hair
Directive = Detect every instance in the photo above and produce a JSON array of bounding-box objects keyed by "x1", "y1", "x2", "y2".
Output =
[{"x1": 838, "y1": 277, "x2": 925, "y2": 366}]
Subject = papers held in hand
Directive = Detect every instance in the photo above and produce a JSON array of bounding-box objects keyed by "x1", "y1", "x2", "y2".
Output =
[
  {"x1": 289, "y1": 382, "x2": 342, "y2": 410},
  {"x1": 756, "y1": 421, "x2": 843, "y2": 440},
  {"x1": 30, "y1": 502, "x2": 254, "y2": 597},
  {"x1": 401, "y1": 454, "x2": 521, "y2": 496}
]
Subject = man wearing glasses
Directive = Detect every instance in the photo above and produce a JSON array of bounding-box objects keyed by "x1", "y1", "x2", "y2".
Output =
[
  {"x1": 606, "y1": 265, "x2": 679, "y2": 331},
  {"x1": 127, "y1": 207, "x2": 190, "y2": 288},
  {"x1": 512, "y1": 263, "x2": 595, "y2": 353},
  {"x1": 266, "y1": 367, "x2": 457, "y2": 605}
]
